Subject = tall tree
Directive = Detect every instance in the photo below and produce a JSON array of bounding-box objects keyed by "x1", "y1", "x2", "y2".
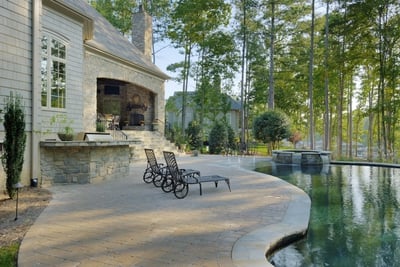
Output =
[
  {"x1": 308, "y1": 0, "x2": 315, "y2": 149},
  {"x1": 194, "y1": 31, "x2": 239, "y2": 139},
  {"x1": 268, "y1": 1, "x2": 275, "y2": 110},
  {"x1": 91, "y1": 0, "x2": 137, "y2": 36},
  {"x1": 167, "y1": 0, "x2": 231, "y2": 135},
  {"x1": 323, "y1": 0, "x2": 330, "y2": 151}
]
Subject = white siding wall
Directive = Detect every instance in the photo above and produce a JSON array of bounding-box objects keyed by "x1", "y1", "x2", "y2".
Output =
[
  {"x1": 0, "y1": 0, "x2": 33, "y2": 193},
  {"x1": 40, "y1": 7, "x2": 84, "y2": 135},
  {"x1": 0, "y1": 0, "x2": 33, "y2": 131}
]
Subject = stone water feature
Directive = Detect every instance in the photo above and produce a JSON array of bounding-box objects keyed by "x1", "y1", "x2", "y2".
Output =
[{"x1": 272, "y1": 150, "x2": 331, "y2": 165}]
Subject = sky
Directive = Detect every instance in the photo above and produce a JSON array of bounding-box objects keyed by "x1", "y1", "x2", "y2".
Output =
[
  {"x1": 153, "y1": 41, "x2": 187, "y2": 100},
  {"x1": 154, "y1": 40, "x2": 242, "y2": 101}
]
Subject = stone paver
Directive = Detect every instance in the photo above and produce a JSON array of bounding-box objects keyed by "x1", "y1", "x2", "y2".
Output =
[{"x1": 18, "y1": 155, "x2": 310, "y2": 267}]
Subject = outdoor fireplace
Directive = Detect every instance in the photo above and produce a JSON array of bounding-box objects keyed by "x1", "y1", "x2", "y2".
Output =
[{"x1": 130, "y1": 113, "x2": 145, "y2": 126}]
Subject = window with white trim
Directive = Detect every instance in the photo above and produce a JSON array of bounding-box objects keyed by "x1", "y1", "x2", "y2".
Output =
[{"x1": 41, "y1": 35, "x2": 67, "y2": 109}]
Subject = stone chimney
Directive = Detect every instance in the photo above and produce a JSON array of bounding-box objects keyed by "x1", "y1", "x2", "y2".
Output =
[{"x1": 132, "y1": 4, "x2": 153, "y2": 60}]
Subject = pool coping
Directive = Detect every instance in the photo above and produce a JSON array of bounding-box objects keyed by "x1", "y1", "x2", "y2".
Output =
[{"x1": 231, "y1": 177, "x2": 311, "y2": 267}]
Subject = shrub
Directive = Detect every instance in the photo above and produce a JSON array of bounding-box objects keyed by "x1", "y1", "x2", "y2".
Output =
[
  {"x1": 1, "y1": 93, "x2": 26, "y2": 199},
  {"x1": 186, "y1": 120, "x2": 202, "y2": 150},
  {"x1": 252, "y1": 110, "x2": 291, "y2": 154},
  {"x1": 209, "y1": 122, "x2": 227, "y2": 154},
  {"x1": 226, "y1": 125, "x2": 236, "y2": 151}
]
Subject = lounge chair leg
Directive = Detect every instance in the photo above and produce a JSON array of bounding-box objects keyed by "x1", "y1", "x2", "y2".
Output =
[
  {"x1": 225, "y1": 179, "x2": 231, "y2": 192},
  {"x1": 199, "y1": 184, "x2": 202, "y2": 195}
]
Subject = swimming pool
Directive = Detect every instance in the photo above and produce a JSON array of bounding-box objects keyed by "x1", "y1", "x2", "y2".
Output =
[{"x1": 254, "y1": 162, "x2": 400, "y2": 267}]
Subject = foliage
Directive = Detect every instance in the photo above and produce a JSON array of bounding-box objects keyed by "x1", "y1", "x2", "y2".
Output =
[
  {"x1": 94, "y1": 0, "x2": 400, "y2": 162},
  {"x1": 91, "y1": 0, "x2": 137, "y2": 35},
  {"x1": 185, "y1": 120, "x2": 202, "y2": 150},
  {"x1": 167, "y1": 0, "x2": 232, "y2": 135},
  {"x1": 0, "y1": 242, "x2": 18, "y2": 267},
  {"x1": 50, "y1": 114, "x2": 74, "y2": 141},
  {"x1": 226, "y1": 125, "x2": 236, "y2": 151},
  {"x1": 165, "y1": 124, "x2": 186, "y2": 148},
  {"x1": 288, "y1": 131, "x2": 302, "y2": 148},
  {"x1": 252, "y1": 110, "x2": 291, "y2": 152},
  {"x1": 208, "y1": 121, "x2": 227, "y2": 154},
  {"x1": 96, "y1": 121, "x2": 105, "y2": 132},
  {"x1": 165, "y1": 124, "x2": 176, "y2": 143},
  {"x1": 1, "y1": 93, "x2": 26, "y2": 199}
]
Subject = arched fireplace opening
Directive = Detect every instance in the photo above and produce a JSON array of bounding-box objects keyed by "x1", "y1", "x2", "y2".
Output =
[{"x1": 96, "y1": 78, "x2": 155, "y2": 130}]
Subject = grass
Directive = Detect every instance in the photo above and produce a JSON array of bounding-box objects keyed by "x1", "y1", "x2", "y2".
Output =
[
  {"x1": 253, "y1": 144, "x2": 268, "y2": 156},
  {"x1": 0, "y1": 243, "x2": 18, "y2": 267}
]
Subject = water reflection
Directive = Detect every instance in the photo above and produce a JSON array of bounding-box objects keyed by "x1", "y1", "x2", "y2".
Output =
[{"x1": 255, "y1": 162, "x2": 400, "y2": 267}]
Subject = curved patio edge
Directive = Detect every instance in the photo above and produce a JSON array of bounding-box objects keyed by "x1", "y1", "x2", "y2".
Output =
[{"x1": 232, "y1": 183, "x2": 311, "y2": 267}]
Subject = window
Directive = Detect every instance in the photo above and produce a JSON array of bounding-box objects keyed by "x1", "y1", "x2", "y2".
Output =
[{"x1": 41, "y1": 35, "x2": 66, "y2": 109}]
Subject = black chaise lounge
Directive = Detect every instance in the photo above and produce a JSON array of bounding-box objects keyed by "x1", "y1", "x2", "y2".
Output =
[
  {"x1": 163, "y1": 151, "x2": 231, "y2": 199},
  {"x1": 143, "y1": 148, "x2": 168, "y2": 187},
  {"x1": 143, "y1": 149, "x2": 200, "y2": 192}
]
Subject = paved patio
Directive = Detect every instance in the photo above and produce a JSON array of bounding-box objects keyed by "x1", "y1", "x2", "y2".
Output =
[{"x1": 18, "y1": 155, "x2": 310, "y2": 267}]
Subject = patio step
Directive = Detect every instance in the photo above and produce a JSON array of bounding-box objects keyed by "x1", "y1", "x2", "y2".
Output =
[{"x1": 122, "y1": 130, "x2": 180, "y2": 160}]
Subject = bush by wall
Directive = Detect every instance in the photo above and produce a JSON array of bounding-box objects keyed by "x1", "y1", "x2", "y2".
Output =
[{"x1": 1, "y1": 93, "x2": 26, "y2": 199}]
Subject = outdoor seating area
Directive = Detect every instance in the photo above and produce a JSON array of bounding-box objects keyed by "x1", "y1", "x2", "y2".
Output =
[
  {"x1": 143, "y1": 148, "x2": 200, "y2": 193},
  {"x1": 97, "y1": 113, "x2": 120, "y2": 130},
  {"x1": 143, "y1": 149, "x2": 231, "y2": 199},
  {"x1": 18, "y1": 156, "x2": 311, "y2": 267}
]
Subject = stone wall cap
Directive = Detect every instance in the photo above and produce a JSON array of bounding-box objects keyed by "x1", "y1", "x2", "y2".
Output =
[{"x1": 40, "y1": 141, "x2": 132, "y2": 147}]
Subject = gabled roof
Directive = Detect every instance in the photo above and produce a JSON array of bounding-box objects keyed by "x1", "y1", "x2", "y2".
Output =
[{"x1": 59, "y1": 0, "x2": 168, "y2": 80}]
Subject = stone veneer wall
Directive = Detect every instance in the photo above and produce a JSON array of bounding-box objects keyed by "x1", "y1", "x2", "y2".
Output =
[
  {"x1": 83, "y1": 51, "x2": 166, "y2": 135},
  {"x1": 132, "y1": 7, "x2": 153, "y2": 60},
  {"x1": 40, "y1": 141, "x2": 131, "y2": 185}
]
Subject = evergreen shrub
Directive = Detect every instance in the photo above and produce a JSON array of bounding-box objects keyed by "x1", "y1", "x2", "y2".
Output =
[{"x1": 1, "y1": 93, "x2": 26, "y2": 199}]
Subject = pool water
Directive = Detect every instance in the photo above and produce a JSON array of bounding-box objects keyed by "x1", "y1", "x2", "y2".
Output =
[{"x1": 254, "y1": 162, "x2": 400, "y2": 267}]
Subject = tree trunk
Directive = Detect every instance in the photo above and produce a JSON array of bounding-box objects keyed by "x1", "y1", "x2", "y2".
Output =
[
  {"x1": 368, "y1": 87, "x2": 374, "y2": 161},
  {"x1": 308, "y1": 0, "x2": 315, "y2": 149},
  {"x1": 268, "y1": 1, "x2": 275, "y2": 110},
  {"x1": 323, "y1": 0, "x2": 330, "y2": 151},
  {"x1": 347, "y1": 80, "x2": 353, "y2": 158},
  {"x1": 181, "y1": 42, "x2": 192, "y2": 136},
  {"x1": 240, "y1": 0, "x2": 247, "y2": 147}
]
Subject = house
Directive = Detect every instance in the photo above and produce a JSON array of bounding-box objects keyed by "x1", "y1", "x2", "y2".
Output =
[
  {"x1": 0, "y1": 0, "x2": 168, "y2": 192},
  {"x1": 166, "y1": 91, "x2": 241, "y2": 139}
]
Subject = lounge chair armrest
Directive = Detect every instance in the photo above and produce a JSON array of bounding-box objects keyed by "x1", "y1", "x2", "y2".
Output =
[
  {"x1": 180, "y1": 168, "x2": 200, "y2": 176},
  {"x1": 184, "y1": 171, "x2": 201, "y2": 182}
]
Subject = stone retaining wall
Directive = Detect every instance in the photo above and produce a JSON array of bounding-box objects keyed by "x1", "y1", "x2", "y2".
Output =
[{"x1": 40, "y1": 141, "x2": 132, "y2": 185}]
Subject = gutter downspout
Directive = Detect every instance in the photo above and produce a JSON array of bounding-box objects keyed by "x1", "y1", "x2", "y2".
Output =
[{"x1": 31, "y1": 0, "x2": 41, "y2": 183}]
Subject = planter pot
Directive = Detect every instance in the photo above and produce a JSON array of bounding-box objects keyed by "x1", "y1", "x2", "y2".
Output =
[{"x1": 58, "y1": 133, "x2": 74, "y2": 141}]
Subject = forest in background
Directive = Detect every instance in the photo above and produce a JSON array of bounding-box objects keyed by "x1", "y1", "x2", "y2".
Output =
[{"x1": 90, "y1": 0, "x2": 400, "y2": 162}]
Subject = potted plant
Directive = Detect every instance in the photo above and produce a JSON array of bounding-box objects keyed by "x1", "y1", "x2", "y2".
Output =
[
  {"x1": 96, "y1": 120, "x2": 106, "y2": 132},
  {"x1": 50, "y1": 114, "x2": 74, "y2": 141},
  {"x1": 58, "y1": 126, "x2": 74, "y2": 141}
]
